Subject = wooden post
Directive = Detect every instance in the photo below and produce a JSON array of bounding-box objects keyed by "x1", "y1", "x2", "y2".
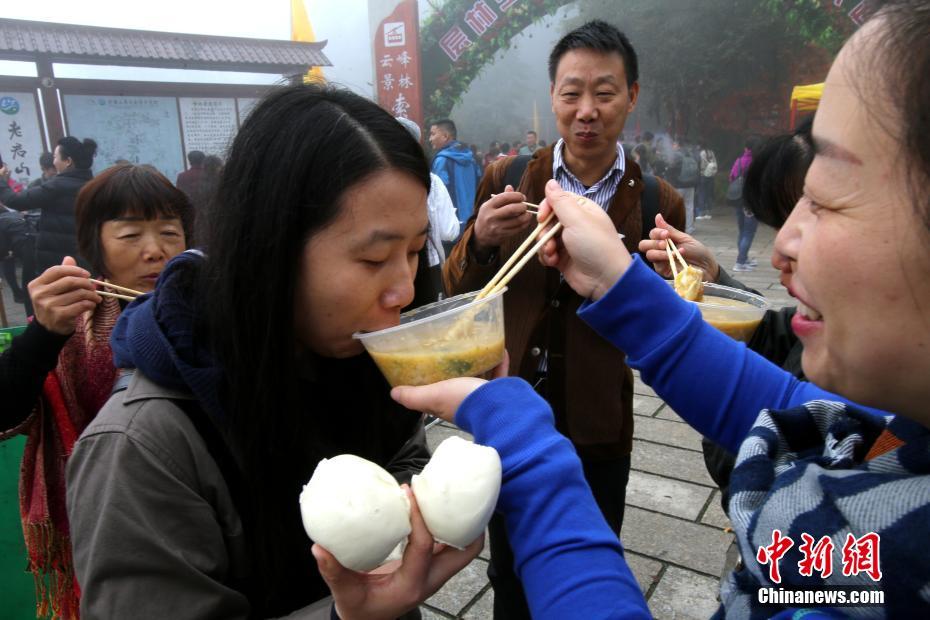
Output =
[{"x1": 35, "y1": 56, "x2": 64, "y2": 144}]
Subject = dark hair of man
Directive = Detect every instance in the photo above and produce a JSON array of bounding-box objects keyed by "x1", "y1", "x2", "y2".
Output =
[
  {"x1": 431, "y1": 118, "x2": 457, "y2": 138},
  {"x1": 187, "y1": 150, "x2": 206, "y2": 166},
  {"x1": 57, "y1": 136, "x2": 97, "y2": 170},
  {"x1": 864, "y1": 0, "x2": 930, "y2": 228},
  {"x1": 197, "y1": 83, "x2": 432, "y2": 613},
  {"x1": 38, "y1": 152, "x2": 54, "y2": 170},
  {"x1": 548, "y1": 19, "x2": 639, "y2": 87},
  {"x1": 75, "y1": 164, "x2": 194, "y2": 275},
  {"x1": 526, "y1": 130, "x2": 537, "y2": 137},
  {"x1": 742, "y1": 118, "x2": 813, "y2": 229},
  {"x1": 500, "y1": 142, "x2": 511, "y2": 153}
]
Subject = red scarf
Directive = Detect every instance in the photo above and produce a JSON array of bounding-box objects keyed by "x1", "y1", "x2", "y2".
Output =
[{"x1": 20, "y1": 297, "x2": 120, "y2": 619}]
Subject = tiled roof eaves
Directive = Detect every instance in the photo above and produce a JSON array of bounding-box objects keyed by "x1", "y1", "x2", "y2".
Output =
[{"x1": 0, "y1": 18, "x2": 331, "y2": 71}]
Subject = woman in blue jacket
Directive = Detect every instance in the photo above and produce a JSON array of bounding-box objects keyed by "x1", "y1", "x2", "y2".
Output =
[{"x1": 314, "y1": 2, "x2": 930, "y2": 618}]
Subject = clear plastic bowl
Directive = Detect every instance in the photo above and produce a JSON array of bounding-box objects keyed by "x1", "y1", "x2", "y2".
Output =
[
  {"x1": 679, "y1": 282, "x2": 771, "y2": 341},
  {"x1": 354, "y1": 288, "x2": 506, "y2": 387}
]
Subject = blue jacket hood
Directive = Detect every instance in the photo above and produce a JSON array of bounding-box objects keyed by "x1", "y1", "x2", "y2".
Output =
[
  {"x1": 435, "y1": 141, "x2": 476, "y2": 166},
  {"x1": 110, "y1": 249, "x2": 225, "y2": 417},
  {"x1": 432, "y1": 141, "x2": 481, "y2": 220}
]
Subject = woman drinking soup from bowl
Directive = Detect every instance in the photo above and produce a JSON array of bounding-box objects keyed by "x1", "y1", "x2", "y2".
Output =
[
  {"x1": 65, "y1": 84, "x2": 481, "y2": 619},
  {"x1": 366, "y1": 1, "x2": 930, "y2": 617},
  {"x1": 0, "y1": 163, "x2": 192, "y2": 618}
]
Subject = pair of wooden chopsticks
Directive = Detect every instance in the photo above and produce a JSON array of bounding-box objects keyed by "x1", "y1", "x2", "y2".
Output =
[
  {"x1": 90, "y1": 278, "x2": 145, "y2": 302},
  {"x1": 665, "y1": 239, "x2": 688, "y2": 279},
  {"x1": 488, "y1": 193, "x2": 540, "y2": 216},
  {"x1": 475, "y1": 201, "x2": 562, "y2": 301}
]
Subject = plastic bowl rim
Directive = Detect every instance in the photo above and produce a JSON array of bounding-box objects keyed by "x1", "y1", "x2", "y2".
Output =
[
  {"x1": 352, "y1": 286, "x2": 508, "y2": 341},
  {"x1": 690, "y1": 281, "x2": 771, "y2": 311}
]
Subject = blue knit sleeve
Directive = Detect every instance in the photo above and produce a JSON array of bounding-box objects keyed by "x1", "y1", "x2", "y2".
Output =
[
  {"x1": 577, "y1": 257, "x2": 840, "y2": 454},
  {"x1": 456, "y1": 378, "x2": 649, "y2": 620}
]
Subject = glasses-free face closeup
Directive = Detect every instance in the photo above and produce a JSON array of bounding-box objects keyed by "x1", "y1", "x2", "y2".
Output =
[
  {"x1": 52, "y1": 146, "x2": 71, "y2": 173},
  {"x1": 99, "y1": 215, "x2": 187, "y2": 293},
  {"x1": 550, "y1": 48, "x2": 639, "y2": 171},
  {"x1": 772, "y1": 20, "x2": 930, "y2": 421},
  {"x1": 294, "y1": 169, "x2": 429, "y2": 359},
  {"x1": 428, "y1": 125, "x2": 452, "y2": 151}
]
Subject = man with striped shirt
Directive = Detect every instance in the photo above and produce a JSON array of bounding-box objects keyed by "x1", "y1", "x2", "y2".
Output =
[{"x1": 444, "y1": 20, "x2": 684, "y2": 619}]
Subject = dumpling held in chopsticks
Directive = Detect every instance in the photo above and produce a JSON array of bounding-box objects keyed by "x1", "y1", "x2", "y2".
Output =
[
  {"x1": 667, "y1": 238, "x2": 704, "y2": 301},
  {"x1": 674, "y1": 265, "x2": 705, "y2": 302}
]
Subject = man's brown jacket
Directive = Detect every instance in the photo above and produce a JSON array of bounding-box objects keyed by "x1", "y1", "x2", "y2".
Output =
[{"x1": 443, "y1": 145, "x2": 685, "y2": 459}]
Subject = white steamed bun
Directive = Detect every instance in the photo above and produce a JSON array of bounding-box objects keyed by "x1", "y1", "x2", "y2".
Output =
[
  {"x1": 411, "y1": 436, "x2": 501, "y2": 549},
  {"x1": 299, "y1": 454, "x2": 411, "y2": 572}
]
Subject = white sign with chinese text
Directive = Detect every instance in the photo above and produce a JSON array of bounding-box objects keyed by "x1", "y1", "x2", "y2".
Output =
[
  {"x1": 0, "y1": 92, "x2": 45, "y2": 187},
  {"x1": 179, "y1": 97, "x2": 238, "y2": 163},
  {"x1": 64, "y1": 94, "x2": 185, "y2": 182}
]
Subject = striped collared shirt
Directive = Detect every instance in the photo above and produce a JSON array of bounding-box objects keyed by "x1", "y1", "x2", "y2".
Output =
[
  {"x1": 534, "y1": 140, "x2": 626, "y2": 377},
  {"x1": 552, "y1": 139, "x2": 626, "y2": 211}
]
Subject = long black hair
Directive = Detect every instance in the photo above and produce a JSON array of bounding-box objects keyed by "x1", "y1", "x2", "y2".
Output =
[{"x1": 197, "y1": 83, "x2": 433, "y2": 613}]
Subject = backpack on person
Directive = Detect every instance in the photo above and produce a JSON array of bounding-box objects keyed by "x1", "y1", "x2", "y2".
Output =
[
  {"x1": 678, "y1": 153, "x2": 699, "y2": 185},
  {"x1": 702, "y1": 150, "x2": 718, "y2": 176},
  {"x1": 726, "y1": 158, "x2": 747, "y2": 202}
]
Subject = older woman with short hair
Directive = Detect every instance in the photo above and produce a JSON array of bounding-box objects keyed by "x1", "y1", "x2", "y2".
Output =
[{"x1": 0, "y1": 164, "x2": 192, "y2": 618}]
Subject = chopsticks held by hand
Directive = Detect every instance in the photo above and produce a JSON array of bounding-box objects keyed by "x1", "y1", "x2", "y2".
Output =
[
  {"x1": 475, "y1": 206, "x2": 561, "y2": 301},
  {"x1": 666, "y1": 238, "x2": 689, "y2": 276},
  {"x1": 89, "y1": 278, "x2": 145, "y2": 302},
  {"x1": 488, "y1": 193, "x2": 540, "y2": 215}
]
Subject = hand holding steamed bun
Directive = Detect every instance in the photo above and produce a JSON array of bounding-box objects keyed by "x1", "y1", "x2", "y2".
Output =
[{"x1": 306, "y1": 455, "x2": 487, "y2": 620}]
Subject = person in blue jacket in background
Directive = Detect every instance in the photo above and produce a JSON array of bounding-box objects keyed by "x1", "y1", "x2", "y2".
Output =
[
  {"x1": 312, "y1": 2, "x2": 930, "y2": 617},
  {"x1": 428, "y1": 118, "x2": 481, "y2": 225}
]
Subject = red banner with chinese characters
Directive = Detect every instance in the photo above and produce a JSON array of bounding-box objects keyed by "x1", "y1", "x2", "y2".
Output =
[{"x1": 371, "y1": 0, "x2": 423, "y2": 128}]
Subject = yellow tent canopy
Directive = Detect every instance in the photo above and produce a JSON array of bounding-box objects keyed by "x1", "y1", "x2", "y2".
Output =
[{"x1": 789, "y1": 82, "x2": 823, "y2": 127}]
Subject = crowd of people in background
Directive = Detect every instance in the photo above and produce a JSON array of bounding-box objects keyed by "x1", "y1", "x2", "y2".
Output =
[{"x1": 430, "y1": 125, "x2": 763, "y2": 277}]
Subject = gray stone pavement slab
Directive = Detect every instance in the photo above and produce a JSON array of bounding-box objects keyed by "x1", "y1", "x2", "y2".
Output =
[
  {"x1": 622, "y1": 507, "x2": 735, "y2": 577},
  {"x1": 426, "y1": 557, "x2": 491, "y2": 617},
  {"x1": 460, "y1": 586, "x2": 494, "y2": 619},
  {"x1": 700, "y1": 491, "x2": 732, "y2": 530},
  {"x1": 633, "y1": 378, "x2": 658, "y2": 398},
  {"x1": 631, "y1": 439, "x2": 715, "y2": 487},
  {"x1": 632, "y1": 416, "x2": 704, "y2": 453},
  {"x1": 626, "y1": 470, "x2": 714, "y2": 521},
  {"x1": 626, "y1": 551, "x2": 665, "y2": 594},
  {"x1": 654, "y1": 407, "x2": 686, "y2": 423},
  {"x1": 648, "y1": 566, "x2": 723, "y2": 619},
  {"x1": 633, "y1": 393, "x2": 665, "y2": 417}
]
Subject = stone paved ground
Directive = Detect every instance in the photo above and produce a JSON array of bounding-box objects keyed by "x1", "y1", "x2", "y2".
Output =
[
  {"x1": 419, "y1": 204, "x2": 793, "y2": 619},
  {"x1": 0, "y1": 203, "x2": 792, "y2": 618}
]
